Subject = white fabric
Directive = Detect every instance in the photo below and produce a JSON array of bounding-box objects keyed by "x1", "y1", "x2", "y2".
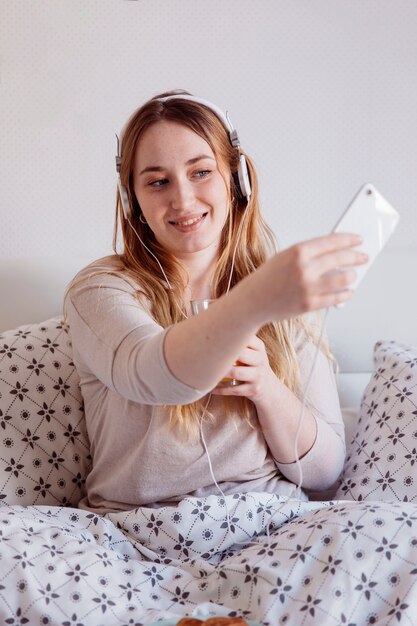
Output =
[
  {"x1": 0, "y1": 316, "x2": 91, "y2": 507},
  {"x1": 1, "y1": 494, "x2": 417, "y2": 624},
  {"x1": 337, "y1": 340, "x2": 417, "y2": 502}
]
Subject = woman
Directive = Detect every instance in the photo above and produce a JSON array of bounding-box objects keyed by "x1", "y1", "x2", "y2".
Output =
[{"x1": 65, "y1": 90, "x2": 367, "y2": 515}]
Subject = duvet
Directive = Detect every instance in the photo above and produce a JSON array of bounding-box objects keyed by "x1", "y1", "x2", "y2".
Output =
[{"x1": 1, "y1": 492, "x2": 416, "y2": 625}]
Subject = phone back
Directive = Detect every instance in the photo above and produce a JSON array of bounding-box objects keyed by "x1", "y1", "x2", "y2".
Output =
[{"x1": 332, "y1": 183, "x2": 400, "y2": 290}]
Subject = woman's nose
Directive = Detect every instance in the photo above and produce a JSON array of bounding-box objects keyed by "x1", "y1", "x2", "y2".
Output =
[{"x1": 170, "y1": 178, "x2": 195, "y2": 211}]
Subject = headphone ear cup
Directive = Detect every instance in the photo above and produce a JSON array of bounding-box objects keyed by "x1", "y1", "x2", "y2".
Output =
[
  {"x1": 118, "y1": 179, "x2": 131, "y2": 220},
  {"x1": 237, "y1": 154, "x2": 251, "y2": 199}
]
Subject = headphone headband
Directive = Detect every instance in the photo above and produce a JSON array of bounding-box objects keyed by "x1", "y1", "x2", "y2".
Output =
[
  {"x1": 116, "y1": 95, "x2": 242, "y2": 169},
  {"x1": 156, "y1": 95, "x2": 242, "y2": 149}
]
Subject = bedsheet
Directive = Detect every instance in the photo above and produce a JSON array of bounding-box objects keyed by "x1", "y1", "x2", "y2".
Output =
[{"x1": 0, "y1": 492, "x2": 416, "y2": 625}]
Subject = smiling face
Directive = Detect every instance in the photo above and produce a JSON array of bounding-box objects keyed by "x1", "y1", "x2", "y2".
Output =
[{"x1": 133, "y1": 121, "x2": 230, "y2": 261}]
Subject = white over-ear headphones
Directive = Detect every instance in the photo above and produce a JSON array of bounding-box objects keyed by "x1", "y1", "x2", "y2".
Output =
[{"x1": 115, "y1": 94, "x2": 252, "y2": 220}]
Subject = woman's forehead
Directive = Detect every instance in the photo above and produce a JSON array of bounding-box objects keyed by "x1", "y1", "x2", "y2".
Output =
[{"x1": 134, "y1": 120, "x2": 215, "y2": 167}]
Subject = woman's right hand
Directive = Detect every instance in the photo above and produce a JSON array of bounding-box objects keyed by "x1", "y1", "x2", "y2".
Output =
[{"x1": 250, "y1": 232, "x2": 368, "y2": 322}]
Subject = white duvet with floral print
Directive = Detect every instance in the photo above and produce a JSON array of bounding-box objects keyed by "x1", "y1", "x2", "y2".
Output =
[{"x1": 1, "y1": 492, "x2": 417, "y2": 625}]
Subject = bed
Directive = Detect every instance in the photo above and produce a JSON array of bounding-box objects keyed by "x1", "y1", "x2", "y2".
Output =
[{"x1": 0, "y1": 251, "x2": 416, "y2": 625}]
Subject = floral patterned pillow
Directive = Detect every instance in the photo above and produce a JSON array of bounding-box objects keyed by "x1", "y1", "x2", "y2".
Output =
[
  {"x1": 336, "y1": 340, "x2": 417, "y2": 502},
  {"x1": 0, "y1": 317, "x2": 91, "y2": 507}
]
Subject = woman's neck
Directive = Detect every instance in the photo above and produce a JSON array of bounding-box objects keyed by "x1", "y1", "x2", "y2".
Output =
[{"x1": 178, "y1": 247, "x2": 219, "y2": 302}]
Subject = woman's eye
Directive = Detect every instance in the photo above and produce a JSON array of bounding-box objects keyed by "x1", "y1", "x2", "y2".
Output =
[
  {"x1": 149, "y1": 178, "x2": 168, "y2": 188},
  {"x1": 194, "y1": 169, "x2": 211, "y2": 178}
]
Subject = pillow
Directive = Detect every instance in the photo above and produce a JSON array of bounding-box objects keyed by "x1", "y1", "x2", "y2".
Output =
[
  {"x1": 336, "y1": 340, "x2": 417, "y2": 502},
  {"x1": 0, "y1": 317, "x2": 91, "y2": 507}
]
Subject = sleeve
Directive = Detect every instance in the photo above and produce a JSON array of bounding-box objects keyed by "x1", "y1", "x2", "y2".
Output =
[
  {"x1": 274, "y1": 322, "x2": 346, "y2": 491},
  {"x1": 66, "y1": 269, "x2": 211, "y2": 405}
]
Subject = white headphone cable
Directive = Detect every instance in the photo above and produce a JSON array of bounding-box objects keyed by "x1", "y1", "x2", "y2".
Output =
[
  {"x1": 126, "y1": 193, "x2": 251, "y2": 546},
  {"x1": 199, "y1": 393, "x2": 235, "y2": 543},
  {"x1": 194, "y1": 200, "x2": 334, "y2": 554},
  {"x1": 127, "y1": 217, "x2": 173, "y2": 290},
  {"x1": 260, "y1": 306, "x2": 331, "y2": 552},
  {"x1": 127, "y1": 193, "x2": 330, "y2": 552},
  {"x1": 292, "y1": 306, "x2": 330, "y2": 498},
  {"x1": 204, "y1": 306, "x2": 331, "y2": 557}
]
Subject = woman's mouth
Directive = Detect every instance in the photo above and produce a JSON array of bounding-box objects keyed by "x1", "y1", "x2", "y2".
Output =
[{"x1": 169, "y1": 213, "x2": 208, "y2": 231}]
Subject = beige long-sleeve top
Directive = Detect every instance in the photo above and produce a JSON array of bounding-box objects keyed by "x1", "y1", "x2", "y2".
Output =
[{"x1": 66, "y1": 255, "x2": 345, "y2": 514}]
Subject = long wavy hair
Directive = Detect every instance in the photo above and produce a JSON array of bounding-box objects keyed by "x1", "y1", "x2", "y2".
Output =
[{"x1": 66, "y1": 89, "x2": 326, "y2": 438}]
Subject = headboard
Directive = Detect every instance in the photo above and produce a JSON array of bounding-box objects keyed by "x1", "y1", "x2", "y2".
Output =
[{"x1": 1, "y1": 251, "x2": 416, "y2": 408}]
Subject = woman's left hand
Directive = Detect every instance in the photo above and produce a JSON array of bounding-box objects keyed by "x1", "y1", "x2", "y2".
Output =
[{"x1": 211, "y1": 334, "x2": 277, "y2": 405}]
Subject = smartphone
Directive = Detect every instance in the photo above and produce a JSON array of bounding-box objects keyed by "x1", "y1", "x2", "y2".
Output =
[{"x1": 332, "y1": 182, "x2": 400, "y2": 292}]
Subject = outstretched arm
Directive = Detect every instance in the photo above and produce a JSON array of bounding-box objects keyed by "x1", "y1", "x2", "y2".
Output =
[{"x1": 164, "y1": 232, "x2": 366, "y2": 393}]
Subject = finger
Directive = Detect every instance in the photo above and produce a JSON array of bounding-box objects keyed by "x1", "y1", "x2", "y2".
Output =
[
  {"x1": 211, "y1": 383, "x2": 252, "y2": 397},
  {"x1": 229, "y1": 365, "x2": 257, "y2": 382},
  {"x1": 313, "y1": 249, "x2": 368, "y2": 278},
  {"x1": 309, "y1": 287, "x2": 355, "y2": 311},
  {"x1": 319, "y1": 268, "x2": 358, "y2": 292},
  {"x1": 320, "y1": 247, "x2": 368, "y2": 267},
  {"x1": 245, "y1": 335, "x2": 265, "y2": 351},
  {"x1": 236, "y1": 337, "x2": 266, "y2": 364},
  {"x1": 319, "y1": 232, "x2": 363, "y2": 250},
  {"x1": 235, "y1": 347, "x2": 262, "y2": 366},
  {"x1": 295, "y1": 233, "x2": 363, "y2": 259}
]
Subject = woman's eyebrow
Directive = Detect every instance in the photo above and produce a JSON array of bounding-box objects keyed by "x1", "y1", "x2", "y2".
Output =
[{"x1": 139, "y1": 154, "x2": 215, "y2": 176}]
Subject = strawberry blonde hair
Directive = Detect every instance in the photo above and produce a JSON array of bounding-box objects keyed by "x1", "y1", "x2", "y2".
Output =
[{"x1": 66, "y1": 89, "x2": 326, "y2": 437}]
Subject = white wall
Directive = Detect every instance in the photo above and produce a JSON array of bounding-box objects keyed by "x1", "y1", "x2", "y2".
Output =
[{"x1": 1, "y1": 0, "x2": 416, "y2": 260}]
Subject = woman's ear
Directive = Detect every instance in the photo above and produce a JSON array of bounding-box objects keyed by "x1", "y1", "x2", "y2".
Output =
[
  {"x1": 129, "y1": 178, "x2": 142, "y2": 217},
  {"x1": 232, "y1": 171, "x2": 244, "y2": 201}
]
